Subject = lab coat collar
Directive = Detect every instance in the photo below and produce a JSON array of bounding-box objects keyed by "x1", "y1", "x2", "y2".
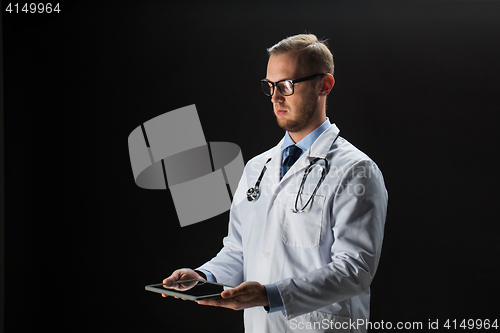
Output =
[{"x1": 307, "y1": 123, "x2": 340, "y2": 158}]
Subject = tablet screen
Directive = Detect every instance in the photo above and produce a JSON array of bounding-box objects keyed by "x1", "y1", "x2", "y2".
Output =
[{"x1": 145, "y1": 279, "x2": 233, "y2": 301}]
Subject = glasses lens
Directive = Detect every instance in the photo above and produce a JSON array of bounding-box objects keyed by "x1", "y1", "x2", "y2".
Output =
[
  {"x1": 261, "y1": 81, "x2": 273, "y2": 96},
  {"x1": 277, "y1": 80, "x2": 294, "y2": 96}
]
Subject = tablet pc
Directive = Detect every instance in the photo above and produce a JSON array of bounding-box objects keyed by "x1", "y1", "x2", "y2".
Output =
[{"x1": 145, "y1": 279, "x2": 235, "y2": 301}]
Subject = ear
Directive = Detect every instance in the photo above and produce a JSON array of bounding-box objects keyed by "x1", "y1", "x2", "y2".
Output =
[{"x1": 319, "y1": 74, "x2": 335, "y2": 96}]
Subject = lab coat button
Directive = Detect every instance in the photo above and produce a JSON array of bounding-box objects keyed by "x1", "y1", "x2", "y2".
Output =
[
  {"x1": 274, "y1": 199, "x2": 280, "y2": 206},
  {"x1": 264, "y1": 250, "x2": 271, "y2": 257}
]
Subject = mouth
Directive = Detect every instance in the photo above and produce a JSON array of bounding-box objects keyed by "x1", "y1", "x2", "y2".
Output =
[{"x1": 275, "y1": 108, "x2": 288, "y2": 116}]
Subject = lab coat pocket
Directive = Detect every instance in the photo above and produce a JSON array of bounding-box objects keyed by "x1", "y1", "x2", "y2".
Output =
[{"x1": 282, "y1": 193, "x2": 325, "y2": 248}]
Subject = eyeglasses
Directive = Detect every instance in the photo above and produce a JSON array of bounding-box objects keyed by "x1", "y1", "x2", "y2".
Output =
[{"x1": 260, "y1": 73, "x2": 325, "y2": 97}]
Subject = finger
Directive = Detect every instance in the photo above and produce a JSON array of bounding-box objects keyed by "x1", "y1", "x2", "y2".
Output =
[
  {"x1": 163, "y1": 270, "x2": 181, "y2": 284},
  {"x1": 197, "y1": 299, "x2": 222, "y2": 307},
  {"x1": 198, "y1": 298, "x2": 240, "y2": 310}
]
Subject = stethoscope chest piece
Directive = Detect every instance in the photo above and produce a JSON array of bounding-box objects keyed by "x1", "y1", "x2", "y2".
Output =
[
  {"x1": 246, "y1": 157, "x2": 271, "y2": 202},
  {"x1": 246, "y1": 187, "x2": 260, "y2": 201}
]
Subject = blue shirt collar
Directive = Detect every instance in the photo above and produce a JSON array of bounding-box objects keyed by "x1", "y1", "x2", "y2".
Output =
[{"x1": 281, "y1": 118, "x2": 332, "y2": 153}]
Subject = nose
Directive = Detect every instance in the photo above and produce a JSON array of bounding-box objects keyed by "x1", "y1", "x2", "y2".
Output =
[{"x1": 270, "y1": 87, "x2": 285, "y2": 104}]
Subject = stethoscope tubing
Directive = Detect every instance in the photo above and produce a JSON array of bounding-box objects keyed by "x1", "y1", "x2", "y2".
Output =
[{"x1": 292, "y1": 157, "x2": 329, "y2": 213}]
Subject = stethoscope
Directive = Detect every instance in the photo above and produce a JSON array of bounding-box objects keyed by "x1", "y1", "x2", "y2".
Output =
[
  {"x1": 246, "y1": 133, "x2": 339, "y2": 213},
  {"x1": 246, "y1": 154, "x2": 330, "y2": 213}
]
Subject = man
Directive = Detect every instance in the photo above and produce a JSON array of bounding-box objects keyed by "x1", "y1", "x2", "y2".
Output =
[{"x1": 163, "y1": 34, "x2": 388, "y2": 333}]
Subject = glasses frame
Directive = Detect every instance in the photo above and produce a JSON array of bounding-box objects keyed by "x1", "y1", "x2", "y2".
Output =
[{"x1": 260, "y1": 73, "x2": 325, "y2": 97}]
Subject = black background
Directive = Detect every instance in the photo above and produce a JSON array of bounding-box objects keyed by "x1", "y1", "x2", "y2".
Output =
[{"x1": 2, "y1": 1, "x2": 500, "y2": 332}]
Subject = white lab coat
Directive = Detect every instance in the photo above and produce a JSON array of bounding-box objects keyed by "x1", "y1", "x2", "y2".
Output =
[{"x1": 199, "y1": 124, "x2": 388, "y2": 333}]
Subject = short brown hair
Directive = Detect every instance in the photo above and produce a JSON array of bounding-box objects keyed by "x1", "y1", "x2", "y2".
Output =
[{"x1": 267, "y1": 34, "x2": 334, "y2": 76}]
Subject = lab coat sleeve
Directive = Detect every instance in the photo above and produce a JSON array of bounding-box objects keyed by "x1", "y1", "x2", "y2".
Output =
[
  {"x1": 275, "y1": 159, "x2": 388, "y2": 319},
  {"x1": 196, "y1": 167, "x2": 248, "y2": 286}
]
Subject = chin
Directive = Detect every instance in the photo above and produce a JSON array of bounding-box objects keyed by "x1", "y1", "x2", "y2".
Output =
[{"x1": 276, "y1": 117, "x2": 302, "y2": 132}]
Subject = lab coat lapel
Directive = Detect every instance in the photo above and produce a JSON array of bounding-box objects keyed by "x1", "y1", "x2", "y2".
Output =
[{"x1": 267, "y1": 142, "x2": 283, "y2": 189}]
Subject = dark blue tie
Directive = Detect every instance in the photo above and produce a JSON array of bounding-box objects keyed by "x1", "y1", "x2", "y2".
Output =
[{"x1": 281, "y1": 145, "x2": 302, "y2": 179}]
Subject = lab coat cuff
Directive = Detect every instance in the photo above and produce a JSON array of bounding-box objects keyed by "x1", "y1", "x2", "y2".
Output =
[{"x1": 264, "y1": 283, "x2": 285, "y2": 314}]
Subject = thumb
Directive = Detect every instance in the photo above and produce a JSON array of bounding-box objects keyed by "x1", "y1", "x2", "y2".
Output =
[
  {"x1": 164, "y1": 271, "x2": 181, "y2": 284},
  {"x1": 221, "y1": 287, "x2": 239, "y2": 299}
]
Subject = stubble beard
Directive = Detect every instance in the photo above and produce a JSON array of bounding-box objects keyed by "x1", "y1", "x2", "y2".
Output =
[{"x1": 276, "y1": 92, "x2": 319, "y2": 133}]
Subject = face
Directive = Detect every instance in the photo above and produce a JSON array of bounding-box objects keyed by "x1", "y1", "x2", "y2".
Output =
[{"x1": 266, "y1": 52, "x2": 321, "y2": 134}]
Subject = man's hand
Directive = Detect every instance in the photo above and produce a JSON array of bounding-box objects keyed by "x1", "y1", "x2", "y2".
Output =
[
  {"x1": 196, "y1": 281, "x2": 269, "y2": 310},
  {"x1": 161, "y1": 268, "x2": 205, "y2": 298}
]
